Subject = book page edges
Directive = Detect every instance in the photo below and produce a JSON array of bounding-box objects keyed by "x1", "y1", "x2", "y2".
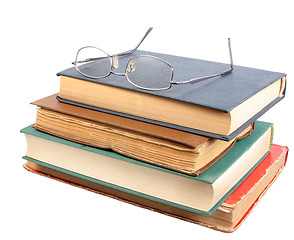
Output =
[
  {"x1": 211, "y1": 126, "x2": 272, "y2": 209},
  {"x1": 229, "y1": 78, "x2": 284, "y2": 134}
]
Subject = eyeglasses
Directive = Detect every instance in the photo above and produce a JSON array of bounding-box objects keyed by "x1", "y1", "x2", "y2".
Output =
[{"x1": 72, "y1": 27, "x2": 233, "y2": 91}]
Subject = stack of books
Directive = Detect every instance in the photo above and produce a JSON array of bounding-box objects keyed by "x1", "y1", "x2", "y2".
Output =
[{"x1": 21, "y1": 49, "x2": 288, "y2": 232}]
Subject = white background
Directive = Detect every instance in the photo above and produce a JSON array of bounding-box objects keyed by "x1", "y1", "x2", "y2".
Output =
[{"x1": 1, "y1": 0, "x2": 293, "y2": 239}]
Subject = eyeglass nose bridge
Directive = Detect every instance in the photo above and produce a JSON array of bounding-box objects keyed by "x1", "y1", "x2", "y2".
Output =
[
  {"x1": 110, "y1": 56, "x2": 136, "y2": 77},
  {"x1": 110, "y1": 70, "x2": 126, "y2": 77}
]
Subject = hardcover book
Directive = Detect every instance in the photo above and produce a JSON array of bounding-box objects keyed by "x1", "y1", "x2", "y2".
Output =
[
  {"x1": 57, "y1": 50, "x2": 286, "y2": 140},
  {"x1": 21, "y1": 121, "x2": 273, "y2": 215},
  {"x1": 23, "y1": 144, "x2": 288, "y2": 232},
  {"x1": 31, "y1": 94, "x2": 253, "y2": 175}
]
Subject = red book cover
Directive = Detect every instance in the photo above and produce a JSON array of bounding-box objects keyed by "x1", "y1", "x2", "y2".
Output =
[{"x1": 221, "y1": 144, "x2": 289, "y2": 231}]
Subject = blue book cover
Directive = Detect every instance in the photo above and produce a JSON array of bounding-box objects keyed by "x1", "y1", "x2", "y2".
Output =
[{"x1": 57, "y1": 50, "x2": 285, "y2": 140}]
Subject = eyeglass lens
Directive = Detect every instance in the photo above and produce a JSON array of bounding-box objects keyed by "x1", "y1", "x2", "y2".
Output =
[
  {"x1": 126, "y1": 56, "x2": 173, "y2": 90},
  {"x1": 76, "y1": 47, "x2": 112, "y2": 78}
]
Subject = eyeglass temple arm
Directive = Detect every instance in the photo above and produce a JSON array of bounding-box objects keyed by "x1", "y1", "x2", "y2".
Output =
[
  {"x1": 172, "y1": 38, "x2": 233, "y2": 85},
  {"x1": 116, "y1": 27, "x2": 153, "y2": 57},
  {"x1": 72, "y1": 27, "x2": 153, "y2": 65}
]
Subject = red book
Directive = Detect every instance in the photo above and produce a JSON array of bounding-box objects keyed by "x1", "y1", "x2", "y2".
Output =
[{"x1": 23, "y1": 144, "x2": 288, "y2": 232}]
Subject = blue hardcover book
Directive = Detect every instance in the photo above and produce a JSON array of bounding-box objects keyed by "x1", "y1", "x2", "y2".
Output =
[{"x1": 57, "y1": 50, "x2": 286, "y2": 140}]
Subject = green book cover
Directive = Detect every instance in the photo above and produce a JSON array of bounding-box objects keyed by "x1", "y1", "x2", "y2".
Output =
[{"x1": 21, "y1": 121, "x2": 273, "y2": 215}]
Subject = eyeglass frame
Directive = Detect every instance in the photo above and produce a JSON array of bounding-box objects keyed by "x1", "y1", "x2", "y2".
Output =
[{"x1": 72, "y1": 27, "x2": 234, "y2": 91}]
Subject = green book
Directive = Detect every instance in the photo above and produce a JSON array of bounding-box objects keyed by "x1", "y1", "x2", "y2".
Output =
[{"x1": 21, "y1": 121, "x2": 273, "y2": 216}]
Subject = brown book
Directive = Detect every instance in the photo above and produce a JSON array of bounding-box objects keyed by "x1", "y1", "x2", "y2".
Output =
[
  {"x1": 31, "y1": 94, "x2": 253, "y2": 175},
  {"x1": 23, "y1": 144, "x2": 288, "y2": 233}
]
